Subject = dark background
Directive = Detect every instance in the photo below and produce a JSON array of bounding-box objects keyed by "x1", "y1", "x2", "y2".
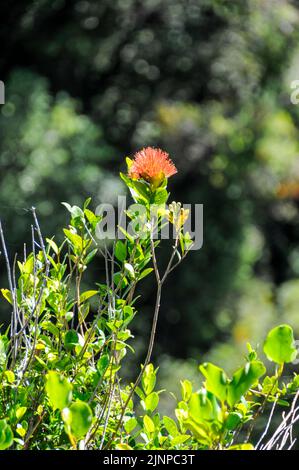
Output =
[{"x1": 1, "y1": 0, "x2": 299, "y2": 397}]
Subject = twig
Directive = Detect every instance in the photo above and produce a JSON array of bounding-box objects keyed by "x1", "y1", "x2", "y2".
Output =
[
  {"x1": 261, "y1": 391, "x2": 299, "y2": 450},
  {"x1": 0, "y1": 219, "x2": 19, "y2": 366},
  {"x1": 255, "y1": 399, "x2": 277, "y2": 449}
]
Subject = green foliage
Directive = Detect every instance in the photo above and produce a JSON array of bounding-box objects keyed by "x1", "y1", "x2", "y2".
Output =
[
  {"x1": 199, "y1": 360, "x2": 266, "y2": 407},
  {"x1": 1, "y1": 0, "x2": 299, "y2": 452},
  {"x1": 227, "y1": 361, "x2": 266, "y2": 407},
  {"x1": 263, "y1": 324, "x2": 297, "y2": 364},
  {"x1": 141, "y1": 364, "x2": 157, "y2": 396},
  {"x1": 118, "y1": 324, "x2": 299, "y2": 450},
  {"x1": 0, "y1": 420, "x2": 13, "y2": 450},
  {"x1": 0, "y1": 158, "x2": 299, "y2": 450},
  {"x1": 67, "y1": 402, "x2": 93, "y2": 440},
  {"x1": 167, "y1": 326, "x2": 298, "y2": 449},
  {"x1": 115, "y1": 241, "x2": 127, "y2": 263},
  {"x1": 0, "y1": 166, "x2": 194, "y2": 449},
  {"x1": 45, "y1": 372, "x2": 72, "y2": 411}
]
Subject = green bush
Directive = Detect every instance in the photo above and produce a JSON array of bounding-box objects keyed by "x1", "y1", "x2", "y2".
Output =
[{"x1": 0, "y1": 151, "x2": 298, "y2": 450}]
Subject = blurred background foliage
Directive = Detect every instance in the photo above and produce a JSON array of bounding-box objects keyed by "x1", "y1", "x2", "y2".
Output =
[{"x1": 1, "y1": 0, "x2": 299, "y2": 397}]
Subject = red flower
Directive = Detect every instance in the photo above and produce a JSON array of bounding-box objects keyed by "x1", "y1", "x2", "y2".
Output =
[{"x1": 128, "y1": 147, "x2": 177, "y2": 184}]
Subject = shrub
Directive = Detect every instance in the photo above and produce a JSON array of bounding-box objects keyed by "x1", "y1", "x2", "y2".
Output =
[{"x1": 0, "y1": 149, "x2": 298, "y2": 450}]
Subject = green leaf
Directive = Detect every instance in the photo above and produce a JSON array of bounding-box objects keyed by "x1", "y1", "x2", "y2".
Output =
[
  {"x1": 84, "y1": 197, "x2": 92, "y2": 210},
  {"x1": 68, "y1": 401, "x2": 93, "y2": 439},
  {"x1": 124, "y1": 417, "x2": 137, "y2": 433},
  {"x1": 23, "y1": 254, "x2": 34, "y2": 274},
  {"x1": 225, "y1": 412, "x2": 242, "y2": 431},
  {"x1": 263, "y1": 324, "x2": 297, "y2": 364},
  {"x1": 171, "y1": 434, "x2": 190, "y2": 445},
  {"x1": 115, "y1": 240, "x2": 127, "y2": 262},
  {"x1": 179, "y1": 231, "x2": 193, "y2": 254},
  {"x1": 183, "y1": 418, "x2": 210, "y2": 446},
  {"x1": 65, "y1": 311, "x2": 74, "y2": 322},
  {"x1": 189, "y1": 390, "x2": 220, "y2": 422},
  {"x1": 63, "y1": 229, "x2": 83, "y2": 253},
  {"x1": 115, "y1": 443, "x2": 133, "y2": 450},
  {"x1": 45, "y1": 371, "x2": 72, "y2": 411},
  {"x1": 138, "y1": 268, "x2": 153, "y2": 281},
  {"x1": 142, "y1": 364, "x2": 156, "y2": 395},
  {"x1": 123, "y1": 305, "x2": 134, "y2": 322},
  {"x1": 153, "y1": 188, "x2": 169, "y2": 205},
  {"x1": 16, "y1": 407, "x2": 27, "y2": 420},
  {"x1": 227, "y1": 361, "x2": 266, "y2": 407},
  {"x1": 124, "y1": 262, "x2": 135, "y2": 279},
  {"x1": 84, "y1": 208, "x2": 100, "y2": 229},
  {"x1": 0, "y1": 420, "x2": 13, "y2": 450},
  {"x1": 143, "y1": 415, "x2": 155, "y2": 434},
  {"x1": 0, "y1": 337, "x2": 6, "y2": 369},
  {"x1": 144, "y1": 392, "x2": 159, "y2": 412},
  {"x1": 118, "y1": 225, "x2": 134, "y2": 244},
  {"x1": 64, "y1": 330, "x2": 80, "y2": 350},
  {"x1": 120, "y1": 172, "x2": 151, "y2": 203},
  {"x1": 277, "y1": 398, "x2": 290, "y2": 406},
  {"x1": 181, "y1": 379, "x2": 192, "y2": 402},
  {"x1": 199, "y1": 363, "x2": 228, "y2": 403},
  {"x1": 228, "y1": 443, "x2": 254, "y2": 450},
  {"x1": 46, "y1": 238, "x2": 59, "y2": 255},
  {"x1": 79, "y1": 303, "x2": 90, "y2": 324},
  {"x1": 246, "y1": 342, "x2": 257, "y2": 361},
  {"x1": 163, "y1": 416, "x2": 178, "y2": 437},
  {"x1": 200, "y1": 360, "x2": 265, "y2": 408},
  {"x1": 41, "y1": 321, "x2": 60, "y2": 337},
  {"x1": 84, "y1": 248, "x2": 98, "y2": 265},
  {"x1": 113, "y1": 272, "x2": 128, "y2": 289},
  {"x1": 4, "y1": 370, "x2": 15, "y2": 384},
  {"x1": 1, "y1": 289, "x2": 12, "y2": 305},
  {"x1": 79, "y1": 290, "x2": 98, "y2": 303},
  {"x1": 97, "y1": 354, "x2": 110, "y2": 375},
  {"x1": 135, "y1": 386, "x2": 145, "y2": 401},
  {"x1": 126, "y1": 157, "x2": 133, "y2": 169}
]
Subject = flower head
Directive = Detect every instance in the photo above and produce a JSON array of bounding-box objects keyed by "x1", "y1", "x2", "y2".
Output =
[
  {"x1": 166, "y1": 201, "x2": 189, "y2": 231},
  {"x1": 128, "y1": 147, "x2": 177, "y2": 186}
]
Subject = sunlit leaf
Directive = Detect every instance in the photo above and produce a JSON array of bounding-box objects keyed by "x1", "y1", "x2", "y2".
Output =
[
  {"x1": 68, "y1": 401, "x2": 93, "y2": 439},
  {"x1": 0, "y1": 420, "x2": 13, "y2": 450},
  {"x1": 263, "y1": 324, "x2": 297, "y2": 364},
  {"x1": 227, "y1": 361, "x2": 266, "y2": 407},
  {"x1": 163, "y1": 416, "x2": 178, "y2": 437},
  {"x1": 199, "y1": 363, "x2": 228, "y2": 403},
  {"x1": 45, "y1": 371, "x2": 72, "y2": 411},
  {"x1": 115, "y1": 240, "x2": 127, "y2": 262},
  {"x1": 143, "y1": 415, "x2": 155, "y2": 434},
  {"x1": 79, "y1": 290, "x2": 98, "y2": 303},
  {"x1": 144, "y1": 392, "x2": 159, "y2": 412}
]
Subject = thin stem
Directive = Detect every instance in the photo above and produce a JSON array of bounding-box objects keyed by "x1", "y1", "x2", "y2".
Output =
[
  {"x1": 105, "y1": 236, "x2": 162, "y2": 448},
  {"x1": 0, "y1": 219, "x2": 18, "y2": 365}
]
